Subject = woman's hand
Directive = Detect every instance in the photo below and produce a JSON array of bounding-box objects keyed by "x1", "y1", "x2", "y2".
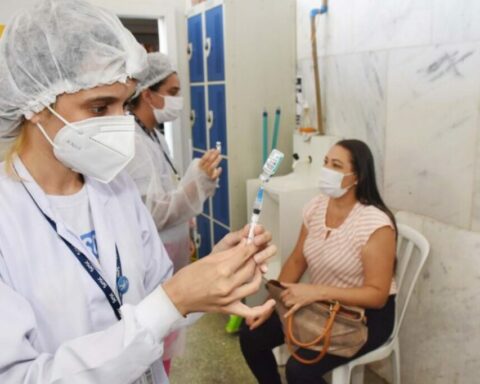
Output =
[
  {"x1": 199, "y1": 149, "x2": 222, "y2": 181},
  {"x1": 163, "y1": 239, "x2": 277, "y2": 319},
  {"x1": 245, "y1": 303, "x2": 275, "y2": 331},
  {"x1": 280, "y1": 283, "x2": 325, "y2": 318}
]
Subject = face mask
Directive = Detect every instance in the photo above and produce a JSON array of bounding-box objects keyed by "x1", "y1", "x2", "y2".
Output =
[
  {"x1": 36, "y1": 107, "x2": 135, "y2": 183},
  {"x1": 152, "y1": 95, "x2": 184, "y2": 123},
  {"x1": 318, "y1": 166, "x2": 356, "y2": 198}
]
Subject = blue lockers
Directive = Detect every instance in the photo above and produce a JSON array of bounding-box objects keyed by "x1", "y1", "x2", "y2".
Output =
[
  {"x1": 196, "y1": 214, "x2": 212, "y2": 258},
  {"x1": 205, "y1": 5, "x2": 225, "y2": 82},
  {"x1": 208, "y1": 84, "x2": 227, "y2": 156},
  {"x1": 212, "y1": 157, "x2": 229, "y2": 226},
  {"x1": 190, "y1": 86, "x2": 207, "y2": 150},
  {"x1": 213, "y1": 222, "x2": 229, "y2": 245},
  {"x1": 187, "y1": 14, "x2": 204, "y2": 83},
  {"x1": 189, "y1": 5, "x2": 230, "y2": 255}
]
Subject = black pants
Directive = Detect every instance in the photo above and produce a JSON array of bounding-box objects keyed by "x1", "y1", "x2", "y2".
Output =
[{"x1": 240, "y1": 295, "x2": 395, "y2": 384}]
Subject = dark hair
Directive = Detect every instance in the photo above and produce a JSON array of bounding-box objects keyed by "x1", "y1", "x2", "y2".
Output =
[
  {"x1": 336, "y1": 139, "x2": 397, "y2": 234},
  {"x1": 127, "y1": 77, "x2": 168, "y2": 109}
]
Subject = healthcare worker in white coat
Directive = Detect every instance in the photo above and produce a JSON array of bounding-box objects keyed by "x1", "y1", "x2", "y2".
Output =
[
  {"x1": 126, "y1": 53, "x2": 220, "y2": 373},
  {"x1": 0, "y1": 1, "x2": 276, "y2": 383},
  {"x1": 127, "y1": 52, "x2": 221, "y2": 373},
  {"x1": 127, "y1": 52, "x2": 220, "y2": 275}
]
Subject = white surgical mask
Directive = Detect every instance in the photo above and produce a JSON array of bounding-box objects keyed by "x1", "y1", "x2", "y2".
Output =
[
  {"x1": 318, "y1": 166, "x2": 356, "y2": 198},
  {"x1": 36, "y1": 107, "x2": 135, "y2": 183},
  {"x1": 152, "y1": 95, "x2": 184, "y2": 123}
]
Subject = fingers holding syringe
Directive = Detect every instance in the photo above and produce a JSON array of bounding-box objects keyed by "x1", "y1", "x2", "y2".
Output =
[
  {"x1": 252, "y1": 244, "x2": 276, "y2": 274},
  {"x1": 209, "y1": 166, "x2": 222, "y2": 181},
  {"x1": 200, "y1": 149, "x2": 221, "y2": 169},
  {"x1": 229, "y1": 243, "x2": 276, "y2": 288},
  {"x1": 199, "y1": 150, "x2": 219, "y2": 171},
  {"x1": 212, "y1": 224, "x2": 259, "y2": 253},
  {"x1": 241, "y1": 224, "x2": 271, "y2": 247},
  {"x1": 199, "y1": 150, "x2": 222, "y2": 180},
  {"x1": 242, "y1": 224, "x2": 273, "y2": 274}
]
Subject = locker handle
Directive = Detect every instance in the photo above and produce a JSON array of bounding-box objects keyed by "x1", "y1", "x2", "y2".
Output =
[
  {"x1": 190, "y1": 110, "x2": 196, "y2": 127},
  {"x1": 187, "y1": 43, "x2": 193, "y2": 61},
  {"x1": 207, "y1": 110, "x2": 214, "y2": 130},
  {"x1": 204, "y1": 37, "x2": 212, "y2": 57},
  {"x1": 195, "y1": 231, "x2": 201, "y2": 248}
]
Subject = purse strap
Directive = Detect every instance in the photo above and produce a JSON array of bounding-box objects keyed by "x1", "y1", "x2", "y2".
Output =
[{"x1": 286, "y1": 301, "x2": 340, "y2": 365}]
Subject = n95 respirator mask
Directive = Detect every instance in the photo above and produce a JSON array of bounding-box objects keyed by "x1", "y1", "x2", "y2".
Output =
[{"x1": 36, "y1": 107, "x2": 135, "y2": 183}]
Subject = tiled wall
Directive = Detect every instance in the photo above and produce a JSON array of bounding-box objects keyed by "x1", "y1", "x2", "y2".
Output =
[{"x1": 297, "y1": 1, "x2": 480, "y2": 382}]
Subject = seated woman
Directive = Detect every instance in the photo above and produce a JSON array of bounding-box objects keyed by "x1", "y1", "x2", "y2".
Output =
[{"x1": 240, "y1": 139, "x2": 397, "y2": 384}]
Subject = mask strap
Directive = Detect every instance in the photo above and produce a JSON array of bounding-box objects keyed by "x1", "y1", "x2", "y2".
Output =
[
  {"x1": 36, "y1": 122, "x2": 58, "y2": 149},
  {"x1": 45, "y1": 105, "x2": 79, "y2": 131},
  {"x1": 146, "y1": 91, "x2": 165, "y2": 112},
  {"x1": 343, "y1": 171, "x2": 357, "y2": 189}
]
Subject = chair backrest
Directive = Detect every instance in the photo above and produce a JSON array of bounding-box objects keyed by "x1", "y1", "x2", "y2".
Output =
[{"x1": 390, "y1": 223, "x2": 430, "y2": 339}]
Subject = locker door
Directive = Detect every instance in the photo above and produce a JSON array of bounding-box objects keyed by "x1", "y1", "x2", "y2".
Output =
[
  {"x1": 187, "y1": 14, "x2": 204, "y2": 83},
  {"x1": 196, "y1": 214, "x2": 212, "y2": 258},
  {"x1": 207, "y1": 84, "x2": 227, "y2": 156},
  {"x1": 193, "y1": 150, "x2": 210, "y2": 216},
  {"x1": 190, "y1": 86, "x2": 207, "y2": 150},
  {"x1": 212, "y1": 158, "x2": 229, "y2": 226},
  {"x1": 205, "y1": 5, "x2": 225, "y2": 82},
  {"x1": 213, "y1": 222, "x2": 230, "y2": 245}
]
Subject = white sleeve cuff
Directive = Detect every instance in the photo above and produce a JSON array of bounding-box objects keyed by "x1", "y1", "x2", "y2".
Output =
[
  {"x1": 172, "y1": 312, "x2": 204, "y2": 331},
  {"x1": 134, "y1": 285, "x2": 183, "y2": 342}
]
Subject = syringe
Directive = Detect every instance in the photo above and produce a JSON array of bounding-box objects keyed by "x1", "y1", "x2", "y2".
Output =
[
  {"x1": 247, "y1": 187, "x2": 264, "y2": 243},
  {"x1": 247, "y1": 149, "x2": 284, "y2": 243}
]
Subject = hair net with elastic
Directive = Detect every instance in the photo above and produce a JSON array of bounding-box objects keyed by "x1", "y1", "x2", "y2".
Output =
[
  {"x1": 0, "y1": 0, "x2": 148, "y2": 138},
  {"x1": 137, "y1": 52, "x2": 176, "y2": 94}
]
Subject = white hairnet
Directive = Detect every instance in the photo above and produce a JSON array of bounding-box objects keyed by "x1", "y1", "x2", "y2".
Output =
[
  {"x1": 137, "y1": 52, "x2": 175, "y2": 93},
  {"x1": 0, "y1": 0, "x2": 148, "y2": 138}
]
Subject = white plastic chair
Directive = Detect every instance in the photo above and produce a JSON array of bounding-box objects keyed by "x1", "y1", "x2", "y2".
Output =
[{"x1": 331, "y1": 223, "x2": 430, "y2": 384}]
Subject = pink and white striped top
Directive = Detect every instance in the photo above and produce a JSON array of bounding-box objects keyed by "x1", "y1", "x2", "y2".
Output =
[{"x1": 303, "y1": 194, "x2": 396, "y2": 294}]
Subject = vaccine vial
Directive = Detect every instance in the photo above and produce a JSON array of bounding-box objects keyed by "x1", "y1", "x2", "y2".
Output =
[{"x1": 260, "y1": 149, "x2": 284, "y2": 183}]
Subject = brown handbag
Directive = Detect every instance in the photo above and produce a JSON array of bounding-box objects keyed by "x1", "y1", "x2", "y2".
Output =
[{"x1": 266, "y1": 280, "x2": 368, "y2": 364}]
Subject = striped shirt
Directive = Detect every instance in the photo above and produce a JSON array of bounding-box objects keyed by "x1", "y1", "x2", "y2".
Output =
[{"x1": 303, "y1": 194, "x2": 396, "y2": 294}]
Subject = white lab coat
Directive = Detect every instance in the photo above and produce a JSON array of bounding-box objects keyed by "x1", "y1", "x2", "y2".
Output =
[
  {"x1": 126, "y1": 123, "x2": 215, "y2": 359},
  {"x1": 0, "y1": 157, "x2": 192, "y2": 384}
]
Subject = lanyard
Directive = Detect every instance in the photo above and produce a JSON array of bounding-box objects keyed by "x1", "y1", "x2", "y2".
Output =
[
  {"x1": 20, "y1": 181, "x2": 127, "y2": 321},
  {"x1": 133, "y1": 114, "x2": 180, "y2": 179}
]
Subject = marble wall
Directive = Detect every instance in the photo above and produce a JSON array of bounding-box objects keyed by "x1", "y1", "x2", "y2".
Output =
[
  {"x1": 297, "y1": 0, "x2": 480, "y2": 230},
  {"x1": 296, "y1": 0, "x2": 480, "y2": 382}
]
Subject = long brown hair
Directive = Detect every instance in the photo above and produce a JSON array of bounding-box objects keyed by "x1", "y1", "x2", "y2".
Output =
[
  {"x1": 336, "y1": 139, "x2": 397, "y2": 234},
  {"x1": 4, "y1": 123, "x2": 27, "y2": 177}
]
